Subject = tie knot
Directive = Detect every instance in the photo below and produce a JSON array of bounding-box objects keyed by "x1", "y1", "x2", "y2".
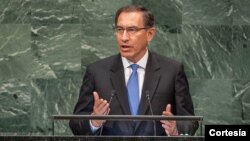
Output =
[{"x1": 130, "y1": 64, "x2": 139, "y2": 71}]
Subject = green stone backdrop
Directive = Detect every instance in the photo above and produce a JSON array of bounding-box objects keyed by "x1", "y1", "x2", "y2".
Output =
[{"x1": 0, "y1": 0, "x2": 249, "y2": 135}]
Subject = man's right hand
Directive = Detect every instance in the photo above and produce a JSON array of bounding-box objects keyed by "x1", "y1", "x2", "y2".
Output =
[{"x1": 91, "y1": 91, "x2": 110, "y2": 127}]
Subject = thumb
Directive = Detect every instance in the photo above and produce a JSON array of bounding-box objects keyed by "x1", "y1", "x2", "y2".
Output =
[
  {"x1": 166, "y1": 104, "x2": 171, "y2": 112},
  {"x1": 93, "y1": 91, "x2": 99, "y2": 103}
]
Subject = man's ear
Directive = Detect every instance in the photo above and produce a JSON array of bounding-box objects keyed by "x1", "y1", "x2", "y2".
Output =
[{"x1": 146, "y1": 27, "x2": 156, "y2": 43}]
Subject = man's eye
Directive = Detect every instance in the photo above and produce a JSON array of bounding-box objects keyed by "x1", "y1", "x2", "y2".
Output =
[
  {"x1": 127, "y1": 28, "x2": 137, "y2": 32},
  {"x1": 116, "y1": 28, "x2": 124, "y2": 32}
]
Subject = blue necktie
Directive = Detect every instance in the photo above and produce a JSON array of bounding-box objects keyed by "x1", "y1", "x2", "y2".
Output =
[{"x1": 127, "y1": 64, "x2": 139, "y2": 115}]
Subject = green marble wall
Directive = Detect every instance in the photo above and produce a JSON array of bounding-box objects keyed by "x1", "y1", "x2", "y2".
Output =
[{"x1": 0, "y1": 0, "x2": 249, "y2": 135}]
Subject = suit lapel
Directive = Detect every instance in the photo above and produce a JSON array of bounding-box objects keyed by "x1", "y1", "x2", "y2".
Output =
[
  {"x1": 135, "y1": 52, "x2": 161, "y2": 131},
  {"x1": 139, "y1": 52, "x2": 161, "y2": 115},
  {"x1": 110, "y1": 55, "x2": 131, "y2": 115}
]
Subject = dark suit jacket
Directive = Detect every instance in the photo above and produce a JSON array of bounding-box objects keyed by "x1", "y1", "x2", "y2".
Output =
[{"x1": 69, "y1": 51, "x2": 198, "y2": 136}]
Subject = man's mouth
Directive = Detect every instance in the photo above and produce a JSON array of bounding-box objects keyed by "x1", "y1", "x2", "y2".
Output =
[{"x1": 121, "y1": 45, "x2": 131, "y2": 48}]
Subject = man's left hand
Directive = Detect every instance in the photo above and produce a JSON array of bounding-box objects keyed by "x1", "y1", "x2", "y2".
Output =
[{"x1": 160, "y1": 104, "x2": 178, "y2": 136}]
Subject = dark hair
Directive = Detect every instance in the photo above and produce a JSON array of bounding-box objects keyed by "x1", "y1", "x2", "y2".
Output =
[{"x1": 115, "y1": 4, "x2": 154, "y2": 28}]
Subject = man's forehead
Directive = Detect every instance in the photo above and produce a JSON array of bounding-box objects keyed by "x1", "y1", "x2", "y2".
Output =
[
  {"x1": 118, "y1": 11, "x2": 144, "y2": 18},
  {"x1": 117, "y1": 12, "x2": 144, "y2": 26}
]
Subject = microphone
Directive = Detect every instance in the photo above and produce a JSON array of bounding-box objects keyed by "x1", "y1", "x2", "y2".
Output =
[
  {"x1": 99, "y1": 90, "x2": 116, "y2": 136},
  {"x1": 108, "y1": 90, "x2": 116, "y2": 104},
  {"x1": 146, "y1": 90, "x2": 156, "y2": 136}
]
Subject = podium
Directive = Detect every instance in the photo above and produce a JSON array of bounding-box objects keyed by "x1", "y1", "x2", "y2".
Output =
[
  {"x1": 0, "y1": 115, "x2": 204, "y2": 141},
  {"x1": 0, "y1": 135, "x2": 204, "y2": 141},
  {"x1": 52, "y1": 115, "x2": 203, "y2": 136}
]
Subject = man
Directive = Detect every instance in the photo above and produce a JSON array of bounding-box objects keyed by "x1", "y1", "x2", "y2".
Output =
[{"x1": 69, "y1": 4, "x2": 198, "y2": 136}]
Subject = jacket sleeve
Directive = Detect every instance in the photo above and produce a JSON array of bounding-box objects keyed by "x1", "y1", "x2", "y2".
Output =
[
  {"x1": 69, "y1": 66, "x2": 99, "y2": 135},
  {"x1": 174, "y1": 64, "x2": 199, "y2": 135}
]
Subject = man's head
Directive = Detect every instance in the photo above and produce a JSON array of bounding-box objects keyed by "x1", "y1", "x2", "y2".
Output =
[{"x1": 115, "y1": 4, "x2": 156, "y2": 63}]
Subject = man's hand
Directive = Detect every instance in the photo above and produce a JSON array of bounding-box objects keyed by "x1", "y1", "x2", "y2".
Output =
[
  {"x1": 91, "y1": 91, "x2": 110, "y2": 127},
  {"x1": 160, "y1": 104, "x2": 178, "y2": 136}
]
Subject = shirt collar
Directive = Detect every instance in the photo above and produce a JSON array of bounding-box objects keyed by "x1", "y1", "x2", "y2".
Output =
[{"x1": 121, "y1": 50, "x2": 148, "y2": 69}]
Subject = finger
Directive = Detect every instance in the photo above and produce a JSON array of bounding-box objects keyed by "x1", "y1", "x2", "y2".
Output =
[
  {"x1": 162, "y1": 124, "x2": 170, "y2": 134},
  {"x1": 166, "y1": 104, "x2": 171, "y2": 113},
  {"x1": 104, "y1": 108, "x2": 110, "y2": 115},
  {"x1": 95, "y1": 99, "x2": 105, "y2": 110},
  {"x1": 93, "y1": 92, "x2": 107, "y2": 109},
  {"x1": 163, "y1": 104, "x2": 173, "y2": 116},
  {"x1": 93, "y1": 92, "x2": 108, "y2": 114},
  {"x1": 160, "y1": 120, "x2": 164, "y2": 124},
  {"x1": 94, "y1": 98, "x2": 102, "y2": 111},
  {"x1": 93, "y1": 91, "x2": 100, "y2": 104},
  {"x1": 162, "y1": 122, "x2": 171, "y2": 128},
  {"x1": 162, "y1": 122, "x2": 173, "y2": 131},
  {"x1": 98, "y1": 100, "x2": 110, "y2": 113},
  {"x1": 161, "y1": 120, "x2": 171, "y2": 125},
  {"x1": 160, "y1": 120, "x2": 169, "y2": 124}
]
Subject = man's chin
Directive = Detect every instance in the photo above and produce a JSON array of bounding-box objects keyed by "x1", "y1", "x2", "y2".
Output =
[
  {"x1": 120, "y1": 53, "x2": 133, "y2": 60},
  {"x1": 120, "y1": 52, "x2": 130, "y2": 57}
]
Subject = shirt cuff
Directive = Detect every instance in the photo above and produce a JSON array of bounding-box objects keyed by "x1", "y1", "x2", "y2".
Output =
[{"x1": 89, "y1": 120, "x2": 100, "y2": 133}]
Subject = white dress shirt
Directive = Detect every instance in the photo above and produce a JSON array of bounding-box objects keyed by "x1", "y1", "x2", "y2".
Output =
[{"x1": 121, "y1": 50, "x2": 148, "y2": 100}]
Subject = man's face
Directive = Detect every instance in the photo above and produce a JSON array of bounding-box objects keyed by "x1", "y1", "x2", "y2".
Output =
[{"x1": 116, "y1": 12, "x2": 155, "y2": 63}]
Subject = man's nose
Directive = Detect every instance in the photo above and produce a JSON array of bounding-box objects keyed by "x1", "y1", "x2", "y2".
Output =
[{"x1": 121, "y1": 30, "x2": 129, "y2": 42}]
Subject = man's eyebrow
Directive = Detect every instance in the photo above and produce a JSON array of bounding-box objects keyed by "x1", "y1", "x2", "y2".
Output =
[
  {"x1": 116, "y1": 25, "x2": 139, "y2": 28},
  {"x1": 126, "y1": 26, "x2": 138, "y2": 28}
]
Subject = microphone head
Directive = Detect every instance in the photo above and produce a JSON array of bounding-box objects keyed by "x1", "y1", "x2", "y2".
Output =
[
  {"x1": 145, "y1": 90, "x2": 150, "y2": 99},
  {"x1": 108, "y1": 90, "x2": 116, "y2": 105},
  {"x1": 111, "y1": 90, "x2": 116, "y2": 97}
]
